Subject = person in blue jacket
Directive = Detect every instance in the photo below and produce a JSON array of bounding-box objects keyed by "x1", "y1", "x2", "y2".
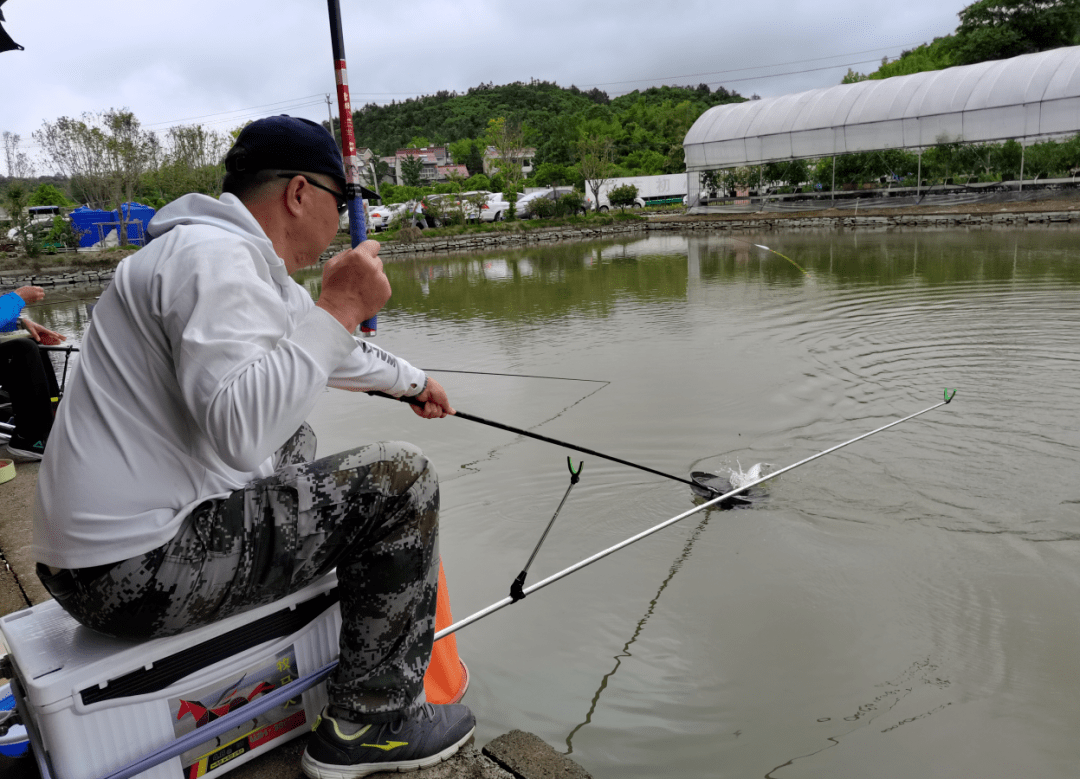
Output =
[{"x1": 0, "y1": 285, "x2": 66, "y2": 460}]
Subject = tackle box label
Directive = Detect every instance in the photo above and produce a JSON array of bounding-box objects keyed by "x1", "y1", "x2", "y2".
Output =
[{"x1": 169, "y1": 646, "x2": 306, "y2": 777}]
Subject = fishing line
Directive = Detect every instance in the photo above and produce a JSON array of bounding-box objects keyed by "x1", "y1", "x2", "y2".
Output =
[
  {"x1": 728, "y1": 235, "x2": 808, "y2": 274},
  {"x1": 420, "y1": 369, "x2": 609, "y2": 384},
  {"x1": 564, "y1": 508, "x2": 716, "y2": 754},
  {"x1": 434, "y1": 390, "x2": 956, "y2": 641}
]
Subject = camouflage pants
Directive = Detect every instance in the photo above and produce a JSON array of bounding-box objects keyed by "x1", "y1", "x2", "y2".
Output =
[{"x1": 37, "y1": 425, "x2": 440, "y2": 723}]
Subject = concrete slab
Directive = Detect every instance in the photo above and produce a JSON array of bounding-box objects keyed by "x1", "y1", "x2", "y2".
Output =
[{"x1": 483, "y1": 730, "x2": 592, "y2": 779}]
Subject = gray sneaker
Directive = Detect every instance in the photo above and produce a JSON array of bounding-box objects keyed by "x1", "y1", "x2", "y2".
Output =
[{"x1": 301, "y1": 702, "x2": 475, "y2": 779}]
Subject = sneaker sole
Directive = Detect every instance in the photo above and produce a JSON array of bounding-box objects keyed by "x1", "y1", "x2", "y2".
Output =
[
  {"x1": 5, "y1": 446, "x2": 42, "y2": 462},
  {"x1": 300, "y1": 727, "x2": 474, "y2": 779}
]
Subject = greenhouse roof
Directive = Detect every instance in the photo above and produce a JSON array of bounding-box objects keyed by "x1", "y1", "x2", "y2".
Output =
[{"x1": 684, "y1": 45, "x2": 1080, "y2": 171}]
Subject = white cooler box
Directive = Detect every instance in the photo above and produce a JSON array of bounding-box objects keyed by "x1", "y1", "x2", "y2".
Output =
[{"x1": 0, "y1": 572, "x2": 341, "y2": 779}]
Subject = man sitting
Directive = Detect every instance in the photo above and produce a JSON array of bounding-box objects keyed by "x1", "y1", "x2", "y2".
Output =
[{"x1": 32, "y1": 116, "x2": 475, "y2": 778}]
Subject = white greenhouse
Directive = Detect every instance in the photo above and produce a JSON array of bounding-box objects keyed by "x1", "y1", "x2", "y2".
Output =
[{"x1": 683, "y1": 45, "x2": 1080, "y2": 206}]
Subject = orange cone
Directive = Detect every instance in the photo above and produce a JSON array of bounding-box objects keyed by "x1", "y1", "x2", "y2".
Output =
[{"x1": 423, "y1": 558, "x2": 469, "y2": 704}]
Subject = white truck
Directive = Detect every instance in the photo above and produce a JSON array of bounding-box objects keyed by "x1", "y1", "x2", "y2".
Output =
[{"x1": 585, "y1": 173, "x2": 688, "y2": 211}]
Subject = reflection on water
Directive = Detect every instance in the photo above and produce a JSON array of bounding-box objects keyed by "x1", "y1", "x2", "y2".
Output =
[{"x1": 33, "y1": 228, "x2": 1080, "y2": 778}]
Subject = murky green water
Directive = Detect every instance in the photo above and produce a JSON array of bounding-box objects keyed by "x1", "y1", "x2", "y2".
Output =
[{"x1": 29, "y1": 227, "x2": 1080, "y2": 778}]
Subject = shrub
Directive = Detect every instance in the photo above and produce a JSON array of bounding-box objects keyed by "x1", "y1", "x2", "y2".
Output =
[
  {"x1": 558, "y1": 190, "x2": 585, "y2": 216},
  {"x1": 608, "y1": 184, "x2": 639, "y2": 210},
  {"x1": 531, "y1": 198, "x2": 557, "y2": 219}
]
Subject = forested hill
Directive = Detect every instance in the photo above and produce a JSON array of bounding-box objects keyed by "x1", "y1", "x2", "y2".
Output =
[
  {"x1": 845, "y1": 0, "x2": 1080, "y2": 82},
  {"x1": 346, "y1": 80, "x2": 746, "y2": 175}
]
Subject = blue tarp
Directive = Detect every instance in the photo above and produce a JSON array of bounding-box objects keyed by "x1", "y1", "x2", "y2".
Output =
[
  {"x1": 68, "y1": 202, "x2": 156, "y2": 247},
  {"x1": 119, "y1": 202, "x2": 155, "y2": 244},
  {"x1": 68, "y1": 206, "x2": 113, "y2": 248}
]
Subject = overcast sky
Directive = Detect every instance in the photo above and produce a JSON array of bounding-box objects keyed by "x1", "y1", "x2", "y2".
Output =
[{"x1": 2, "y1": 0, "x2": 972, "y2": 171}]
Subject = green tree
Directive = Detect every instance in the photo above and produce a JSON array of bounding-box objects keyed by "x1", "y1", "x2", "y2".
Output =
[
  {"x1": 953, "y1": 0, "x2": 1080, "y2": 66},
  {"x1": 485, "y1": 117, "x2": 529, "y2": 218},
  {"x1": 2, "y1": 182, "x2": 43, "y2": 257},
  {"x1": 608, "y1": 183, "x2": 639, "y2": 210},
  {"x1": 400, "y1": 154, "x2": 425, "y2": 187},
  {"x1": 763, "y1": 159, "x2": 811, "y2": 190},
  {"x1": 532, "y1": 161, "x2": 571, "y2": 187},
  {"x1": 923, "y1": 135, "x2": 969, "y2": 182},
  {"x1": 463, "y1": 172, "x2": 491, "y2": 190},
  {"x1": 28, "y1": 183, "x2": 73, "y2": 207},
  {"x1": 869, "y1": 38, "x2": 959, "y2": 79},
  {"x1": 720, "y1": 166, "x2": 755, "y2": 194},
  {"x1": 576, "y1": 134, "x2": 615, "y2": 211},
  {"x1": 448, "y1": 138, "x2": 486, "y2": 176},
  {"x1": 141, "y1": 123, "x2": 229, "y2": 205}
]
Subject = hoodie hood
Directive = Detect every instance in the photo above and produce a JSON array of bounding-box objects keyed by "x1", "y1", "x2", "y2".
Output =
[{"x1": 146, "y1": 193, "x2": 290, "y2": 284}]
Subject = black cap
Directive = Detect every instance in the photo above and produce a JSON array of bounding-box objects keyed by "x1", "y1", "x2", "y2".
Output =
[{"x1": 224, "y1": 115, "x2": 345, "y2": 191}]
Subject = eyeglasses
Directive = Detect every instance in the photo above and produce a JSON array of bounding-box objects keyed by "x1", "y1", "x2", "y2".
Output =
[{"x1": 277, "y1": 173, "x2": 348, "y2": 215}]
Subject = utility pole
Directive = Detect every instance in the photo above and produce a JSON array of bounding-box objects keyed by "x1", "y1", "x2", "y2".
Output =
[{"x1": 325, "y1": 94, "x2": 335, "y2": 143}]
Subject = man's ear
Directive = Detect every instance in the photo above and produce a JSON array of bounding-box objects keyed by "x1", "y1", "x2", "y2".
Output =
[{"x1": 281, "y1": 175, "x2": 308, "y2": 218}]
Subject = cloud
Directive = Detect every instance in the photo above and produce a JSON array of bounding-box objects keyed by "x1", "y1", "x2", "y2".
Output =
[{"x1": 2, "y1": 0, "x2": 968, "y2": 170}]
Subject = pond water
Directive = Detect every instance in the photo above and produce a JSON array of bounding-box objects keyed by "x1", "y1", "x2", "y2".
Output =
[{"x1": 29, "y1": 227, "x2": 1080, "y2": 778}]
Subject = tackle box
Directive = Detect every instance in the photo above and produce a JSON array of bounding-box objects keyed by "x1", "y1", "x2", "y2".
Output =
[{"x1": 0, "y1": 572, "x2": 341, "y2": 779}]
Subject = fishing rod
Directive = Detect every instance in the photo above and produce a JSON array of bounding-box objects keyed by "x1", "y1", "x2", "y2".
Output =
[
  {"x1": 435, "y1": 390, "x2": 956, "y2": 640},
  {"x1": 369, "y1": 391, "x2": 714, "y2": 494},
  {"x1": 326, "y1": 0, "x2": 377, "y2": 337}
]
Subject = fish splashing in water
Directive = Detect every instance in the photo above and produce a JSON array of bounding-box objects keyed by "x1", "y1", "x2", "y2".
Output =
[{"x1": 726, "y1": 461, "x2": 771, "y2": 490}]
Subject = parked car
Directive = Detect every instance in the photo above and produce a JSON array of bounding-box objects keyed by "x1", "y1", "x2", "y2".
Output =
[
  {"x1": 365, "y1": 203, "x2": 394, "y2": 232},
  {"x1": 477, "y1": 192, "x2": 520, "y2": 222},
  {"x1": 454, "y1": 190, "x2": 492, "y2": 222}
]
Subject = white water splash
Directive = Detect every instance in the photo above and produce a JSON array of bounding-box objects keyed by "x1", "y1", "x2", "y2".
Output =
[{"x1": 727, "y1": 460, "x2": 771, "y2": 490}]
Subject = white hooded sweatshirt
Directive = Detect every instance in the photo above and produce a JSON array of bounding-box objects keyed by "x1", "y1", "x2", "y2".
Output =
[{"x1": 33, "y1": 193, "x2": 427, "y2": 569}]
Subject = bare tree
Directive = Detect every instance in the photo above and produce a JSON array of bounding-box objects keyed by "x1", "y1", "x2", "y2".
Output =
[
  {"x1": 576, "y1": 134, "x2": 614, "y2": 212},
  {"x1": 165, "y1": 124, "x2": 229, "y2": 170},
  {"x1": 34, "y1": 109, "x2": 158, "y2": 245},
  {"x1": 3, "y1": 131, "x2": 34, "y2": 178}
]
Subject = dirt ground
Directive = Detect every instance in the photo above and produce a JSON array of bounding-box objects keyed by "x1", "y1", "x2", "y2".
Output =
[{"x1": 5, "y1": 194, "x2": 1080, "y2": 281}]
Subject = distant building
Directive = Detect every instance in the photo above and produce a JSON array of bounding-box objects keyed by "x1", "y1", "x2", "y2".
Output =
[
  {"x1": 482, "y1": 145, "x2": 535, "y2": 179},
  {"x1": 438, "y1": 164, "x2": 469, "y2": 179},
  {"x1": 393, "y1": 147, "x2": 448, "y2": 185}
]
